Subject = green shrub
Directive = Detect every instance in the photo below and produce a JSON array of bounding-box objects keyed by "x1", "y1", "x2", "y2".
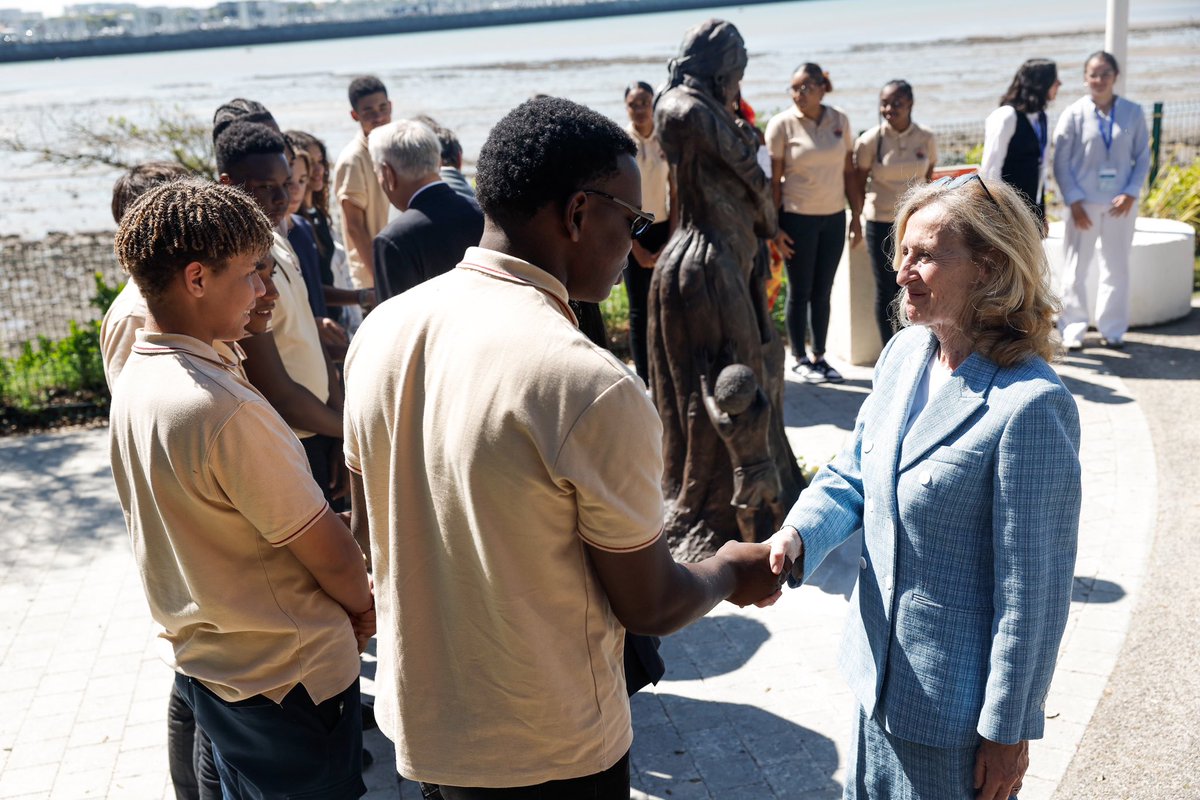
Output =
[
  {"x1": 0, "y1": 273, "x2": 119, "y2": 413},
  {"x1": 1142, "y1": 161, "x2": 1200, "y2": 291}
]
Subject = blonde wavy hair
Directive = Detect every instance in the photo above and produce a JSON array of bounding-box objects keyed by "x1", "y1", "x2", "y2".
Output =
[{"x1": 893, "y1": 176, "x2": 1060, "y2": 366}]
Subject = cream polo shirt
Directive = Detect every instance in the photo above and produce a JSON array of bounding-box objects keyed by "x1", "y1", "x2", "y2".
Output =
[
  {"x1": 333, "y1": 132, "x2": 390, "y2": 289},
  {"x1": 854, "y1": 121, "x2": 938, "y2": 223},
  {"x1": 628, "y1": 123, "x2": 670, "y2": 221},
  {"x1": 766, "y1": 104, "x2": 854, "y2": 216},
  {"x1": 109, "y1": 331, "x2": 359, "y2": 705},
  {"x1": 100, "y1": 279, "x2": 244, "y2": 388},
  {"x1": 343, "y1": 246, "x2": 664, "y2": 788},
  {"x1": 267, "y1": 232, "x2": 329, "y2": 438}
]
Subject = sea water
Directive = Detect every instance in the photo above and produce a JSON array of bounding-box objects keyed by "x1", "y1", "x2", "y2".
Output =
[{"x1": 1, "y1": 0, "x2": 1197, "y2": 237}]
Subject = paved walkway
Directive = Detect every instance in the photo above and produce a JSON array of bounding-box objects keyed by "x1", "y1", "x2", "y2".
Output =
[{"x1": 0, "y1": 310, "x2": 1190, "y2": 798}]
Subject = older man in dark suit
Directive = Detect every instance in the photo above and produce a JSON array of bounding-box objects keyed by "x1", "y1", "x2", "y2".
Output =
[{"x1": 368, "y1": 119, "x2": 484, "y2": 303}]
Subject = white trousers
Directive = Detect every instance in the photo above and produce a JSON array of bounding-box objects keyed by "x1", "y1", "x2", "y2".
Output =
[{"x1": 1059, "y1": 203, "x2": 1138, "y2": 343}]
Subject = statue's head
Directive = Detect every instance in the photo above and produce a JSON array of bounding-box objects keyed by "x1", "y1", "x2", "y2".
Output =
[
  {"x1": 713, "y1": 363, "x2": 758, "y2": 416},
  {"x1": 667, "y1": 19, "x2": 748, "y2": 106}
]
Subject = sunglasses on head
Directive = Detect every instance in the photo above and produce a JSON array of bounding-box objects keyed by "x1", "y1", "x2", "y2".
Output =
[
  {"x1": 583, "y1": 189, "x2": 656, "y2": 239},
  {"x1": 930, "y1": 173, "x2": 999, "y2": 208}
]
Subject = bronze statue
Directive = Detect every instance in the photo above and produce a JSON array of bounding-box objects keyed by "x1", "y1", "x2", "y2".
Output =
[{"x1": 648, "y1": 18, "x2": 804, "y2": 559}]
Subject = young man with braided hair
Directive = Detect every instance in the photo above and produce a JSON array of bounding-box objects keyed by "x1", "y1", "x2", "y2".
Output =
[{"x1": 109, "y1": 178, "x2": 372, "y2": 800}]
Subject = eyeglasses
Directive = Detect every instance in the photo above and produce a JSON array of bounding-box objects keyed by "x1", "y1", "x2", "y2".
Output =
[
  {"x1": 583, "y1": 190, "x2": 656, "y2": 238},
  {"x1": 791, "y1": 82, "x2": 820, "y2": 94},
  {"x1": 930, "y1": 173, "x2": 999, "y2": 208}
]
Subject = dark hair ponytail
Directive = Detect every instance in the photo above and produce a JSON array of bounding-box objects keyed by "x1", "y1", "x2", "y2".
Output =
[
  {"x1": 794, "y1": 62, "x2": 833, "y2": 92},
  {"x1": 624, "y1": 81, "x2": 654, "y2": 98},
  {"x1": 999, "y1": 58, "x2": 1058, "y2": 113},
  {"x1": 1085, "y1": 50, "x2": 1120, "y2": 75},
  {"x1": 882, "y1": 79, "x2": 913, "y2": 103}
]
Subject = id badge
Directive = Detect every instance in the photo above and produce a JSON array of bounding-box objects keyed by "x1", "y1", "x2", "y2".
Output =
[{"x1": 1098, "y1": 167, "x2": 1118, "y2": 192}]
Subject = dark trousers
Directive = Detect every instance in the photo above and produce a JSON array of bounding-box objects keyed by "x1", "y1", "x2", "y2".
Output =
[
  {"x1": 423, "y1": 751, "x2": 630, "y2": 800},
  {"x1": 622, "y1": 221, "x2": 671, "y2": 382},
  {"x1": 780, "y1": 210, "x2": 846, "y2": 358},
  {"x1": 865, "y1": 219, "x2": 902, "y2": 345},
  {"x1": 167, "y1": 682, "x2": 221, "y2": 800},
  {"x1": 174, "y1": 673, "x2": 366, "y2": 800},
  {"x1": 302, "y1": 433, "x2": 345, "y2": 512}
]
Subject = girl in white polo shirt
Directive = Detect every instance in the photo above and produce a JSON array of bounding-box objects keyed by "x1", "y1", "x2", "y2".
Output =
[{"x1": 766, "y1": 62, "x2": 863, "y2": 384}]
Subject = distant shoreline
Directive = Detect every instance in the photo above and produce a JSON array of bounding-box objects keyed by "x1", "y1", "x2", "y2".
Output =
[{"x1": 0, "y1": 0, "x2": 793, "y2": 64}]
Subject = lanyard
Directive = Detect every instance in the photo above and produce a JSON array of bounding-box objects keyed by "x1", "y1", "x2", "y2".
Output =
[
  {"x1": 1030, "y1": 113, "x2": 1047, "y2": 156},
  {"x1": 1094, "y1": 97, "x2": 1117, "y2": 152}
]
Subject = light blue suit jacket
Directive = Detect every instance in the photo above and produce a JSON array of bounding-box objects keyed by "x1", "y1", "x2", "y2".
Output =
[{"x1": 785, "y1": 326, "x2": 1081, "y2": 749}]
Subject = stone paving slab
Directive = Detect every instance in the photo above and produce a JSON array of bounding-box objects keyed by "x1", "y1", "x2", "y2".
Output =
[{"x1": 0, "y1": 346, "x2": 1156, "y2": 799}]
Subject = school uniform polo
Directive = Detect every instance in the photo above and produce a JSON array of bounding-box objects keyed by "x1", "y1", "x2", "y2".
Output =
[
  {"x1": 100, "y1": 279, "x2": 245, "y2": 388},
  {"x1": 854, "y1": 122, "x2": 938, "y2": 223},
  {"x1": 343, "y1": 246, "x2": 664, "y2": 788},
  {"x1": 268, "y1": 231, "x2": 330, "y2": 438},
  {"x1": 333, "y1": 132, "x2": 390, "y2": 289},
  {"x1": 109, "y1": 330, "x2": 359, "y2": 705},
  {"x1": 766, "y1": 104, "x2": 854, "y2": 215}
]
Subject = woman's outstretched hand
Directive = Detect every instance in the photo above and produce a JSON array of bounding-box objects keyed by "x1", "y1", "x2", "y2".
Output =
[{"x1": 766, "y1": 526, "x2": 803, "y2": 579}]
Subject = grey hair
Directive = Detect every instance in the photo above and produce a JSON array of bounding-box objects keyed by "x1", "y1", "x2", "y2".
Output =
[{"x1": 367, "y1": 119, "x2": 441, "y2": 181}]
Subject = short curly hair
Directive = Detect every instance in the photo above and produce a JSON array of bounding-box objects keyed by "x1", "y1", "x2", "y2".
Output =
[
  {"x1": 349, "y1": 75, "x2": 387, "y2": 109},
  {"x1": 212, "y1": 97, "x2": 276, "y2": 143},
  {"x1": 114, "y1": 178, "x2": 273, "y2": 305},
  {"x1": 110, "y1": 161, "x2": 191, "y2": 224},
  {"x1": 215, "y1": 120, "x2": 286, "y2": 176},
  {"x1": 474, "y1": 97, "x2": 636, "y2": 228}
]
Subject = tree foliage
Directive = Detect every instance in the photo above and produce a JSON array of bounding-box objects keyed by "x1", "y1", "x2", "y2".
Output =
[{"x1": 0, "y1": 106, "x2": 214, "y2": 178}]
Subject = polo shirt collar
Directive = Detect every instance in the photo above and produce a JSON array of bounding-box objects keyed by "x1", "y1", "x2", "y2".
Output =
[
  {"x1": 789, "y1": 103, "x2": 828, "y2": 127},
  {"x1": 132, "y1": 330, "x2": 244, "y2": 372},
  {"x1": 457, "y1": 246, "x2": 578, "y2": 326}
]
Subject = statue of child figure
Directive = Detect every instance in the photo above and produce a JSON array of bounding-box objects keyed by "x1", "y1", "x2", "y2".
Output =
[{"x1": 700, "y1": 363, "x2": 786, "y2": 543}]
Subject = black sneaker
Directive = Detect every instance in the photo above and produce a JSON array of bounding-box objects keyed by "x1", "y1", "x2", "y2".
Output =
[
  {"x1": 809, "y1": 360, "x2": 845, "y2": 384},
  {"x1": 791, "y1": 356, "x2": 813, "y2": 375}
]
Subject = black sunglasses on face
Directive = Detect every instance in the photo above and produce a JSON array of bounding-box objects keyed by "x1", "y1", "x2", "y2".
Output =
[
  {"x1": 582, "y1": 189, "x2": 656, "y2": 239},
  {"x1": 930, "y1": 173, "x2": 999, "y2": 208}
]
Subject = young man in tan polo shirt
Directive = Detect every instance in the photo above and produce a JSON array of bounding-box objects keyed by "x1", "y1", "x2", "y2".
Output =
[
  {"x1": 333, "y1": 75, "x2": 393, "y2": 291},
  {"x1": 343, "y1": 97, "x2": 785, "y2": 799},
  {"x1": 108, "y1": 178, "x2": 374, "y2": 800},
  {"x1": 216, "y1": 120, "x2": 348, "y2": 507}
]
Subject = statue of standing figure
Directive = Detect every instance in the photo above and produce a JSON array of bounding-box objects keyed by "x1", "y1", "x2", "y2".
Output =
[{"x1": 648, "y1": 18, "x2": 805, "y2": 560}]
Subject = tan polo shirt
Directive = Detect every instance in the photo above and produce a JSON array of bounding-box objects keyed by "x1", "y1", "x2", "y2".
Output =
[
  {"x1": 100, "y1": 279, "x2": 244, "y2": 388},
  {"x1": 333, "y1": 132, "x2": 390, "y2": 289},
  {"x1": 343, "y1": 246, "x2": 664, "y2": 787},
  {"x1": 766, "y1": 104, "x2": 854, "y2": 215},
  {"x1": 267, "y1": 232, "x2": 329, "y2": 438},
  {"x1": 109, "y1": 331, "x2": 359, "y2": 705},
  {"x1": 854, "y1": 121, "x2": 938, "y2": 223},
  {"x1": 628, "y1": 123, "x2": 670, "y2": 221}
]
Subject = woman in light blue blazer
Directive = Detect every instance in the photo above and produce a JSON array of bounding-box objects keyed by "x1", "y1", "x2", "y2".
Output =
[{"x1": 768, "y1": 174, "x2": 1081, "y2": 799}]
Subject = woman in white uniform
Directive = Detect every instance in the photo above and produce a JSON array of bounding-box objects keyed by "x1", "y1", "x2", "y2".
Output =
[{"x1": 1052, "y1": 50, "x2": 1151, "y2": 350}]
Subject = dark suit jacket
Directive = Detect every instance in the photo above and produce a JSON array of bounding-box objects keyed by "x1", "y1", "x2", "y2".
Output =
[{"x1": 373, "y1": 182, "x2": 484, "y2": 303}]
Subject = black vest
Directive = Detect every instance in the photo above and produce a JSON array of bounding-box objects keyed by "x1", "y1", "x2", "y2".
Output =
[{"x1": 1000, "y1": 109, "x2": 1047, "y2": 219}]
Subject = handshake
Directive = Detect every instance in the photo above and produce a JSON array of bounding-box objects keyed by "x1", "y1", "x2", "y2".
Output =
[{"x1": 716, "y1": 527, "x2": 805, "y2": 608}]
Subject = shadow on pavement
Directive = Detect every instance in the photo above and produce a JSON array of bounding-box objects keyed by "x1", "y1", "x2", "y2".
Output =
[
  {"x1": 631, "y1": 693, "x2": 841, "y2": 799},
  {"x1": 1057, "y1": 370, "x2": 1135, "y2": 405},
  {"x1": 783, "y1": 378, "x2": 868, "y2": 433},
  {"x1": 1071, "y1": 576, "x2": 1125, "y2": 604}
]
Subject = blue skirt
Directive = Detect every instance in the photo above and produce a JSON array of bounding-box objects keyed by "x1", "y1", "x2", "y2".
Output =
[{"x1": 845, "y1": 706, "x2": 984, "y2": 800}]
